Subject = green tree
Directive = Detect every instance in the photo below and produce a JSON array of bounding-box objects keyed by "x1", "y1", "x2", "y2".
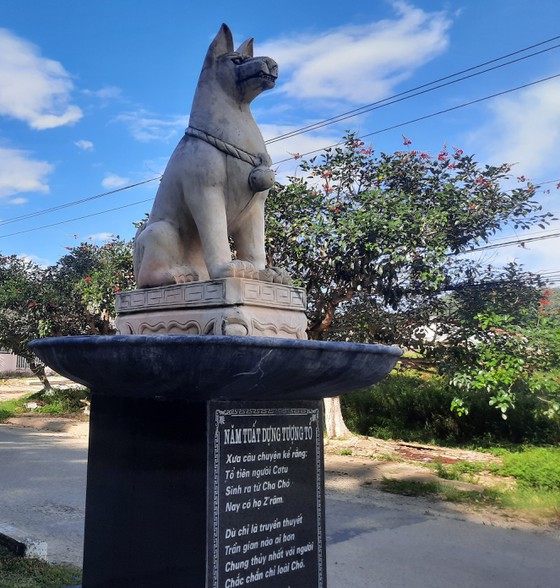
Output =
[
  {"x1": 439, "y1": 274, "x2": 560, "y2": 419},
  {"x1": 0, "y1": 254, "x2": 55, "y2": 388},
  {"x1": 0, "y1": 239, "x2": 135, "y2": 388},
  {"x1": 266, "y1": 134, "x2": 553, "y2": 435},
  {"x1": 55, "y1": 239, "x2": 135, "y2": 335}
]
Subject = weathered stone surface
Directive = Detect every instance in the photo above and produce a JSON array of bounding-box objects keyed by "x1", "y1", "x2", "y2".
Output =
[
  {"x1": 29, "y1": 336, "x2": 402, "y2": 401},
  {"x1": 115, "y1": 278, "x2": 308, "y2": 338},
  {"x1": 134, "y1": 24, "x2": 288, "y2": 289}
]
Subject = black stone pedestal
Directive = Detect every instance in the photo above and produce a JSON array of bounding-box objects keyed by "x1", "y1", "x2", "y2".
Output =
[
  {"x1": 29, "y1": 335, "x2": 402, "y2": 587},
  {"x1": 83, "y1": 395, "x2": 208, "y2": 586}
]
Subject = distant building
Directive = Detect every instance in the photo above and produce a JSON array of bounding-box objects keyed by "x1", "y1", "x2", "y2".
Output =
[{"x1": 0, "y1": 349, "x2": 32, "y2": 375}]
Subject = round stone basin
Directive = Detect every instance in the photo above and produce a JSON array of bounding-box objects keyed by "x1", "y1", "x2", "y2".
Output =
[{"x1": 30, "y1": 335, "x2": 402, "y2": 401}]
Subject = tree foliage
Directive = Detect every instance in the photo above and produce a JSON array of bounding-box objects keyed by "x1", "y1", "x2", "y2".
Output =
[
  {"x1": 441, "y1": 279, "x2": 560, "y2": 419},
  {"x1": 266, "y1": 134, "x2": 557, "y2": 421},
  {"x1": 0, "y1": 239, "x2": 134, "y2": 388},
  {"x1": 266, "y1": 134, "x2": 551, "y2": 341}
]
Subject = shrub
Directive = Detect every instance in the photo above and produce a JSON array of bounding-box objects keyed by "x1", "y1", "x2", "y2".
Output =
[
  {"x1": 341, "y1": 372, "x2": 559, "y2": 445},
  {"x1": 499, "y1": 448, "x2": 560, "y2": 491},
  {"x1": 31, "y1": 387, "x2": 90, "y2": 415}
]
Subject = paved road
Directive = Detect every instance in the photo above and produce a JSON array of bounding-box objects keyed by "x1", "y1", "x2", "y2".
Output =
[
  {"x1": 0, "y1": 425, "x2": 87, "y2": 565},
  {"x1": 1, "y1": 424, "x2": 559, "y2": 587}
]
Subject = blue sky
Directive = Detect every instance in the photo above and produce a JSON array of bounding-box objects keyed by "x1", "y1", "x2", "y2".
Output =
[{"x1": 1, "y1": 0, "x2": 559, "y2": 282}]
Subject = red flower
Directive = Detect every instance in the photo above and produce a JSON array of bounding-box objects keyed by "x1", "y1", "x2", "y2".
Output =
[
  {"x1": 402, "y1": 135, "x2": 412, "y2": 146},
  {"x1": 27, "y1": 301, "x2": 37, "y2": 309},
  {"x1": 84, "y1": 276, "x2": 91, "y2": 282}
]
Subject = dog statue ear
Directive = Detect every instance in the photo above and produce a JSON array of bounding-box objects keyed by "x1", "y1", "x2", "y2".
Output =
[
  {"x1": 236, "y1": 38, "x2": 254, "y2": 58},
  {"x1": 205, "y1": 23, "x2": 234, "y2": 66}
]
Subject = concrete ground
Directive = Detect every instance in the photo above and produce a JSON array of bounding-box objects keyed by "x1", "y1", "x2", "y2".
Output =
[{"x1": 2, "y1": 423, "x2": 560, "y2": 586}]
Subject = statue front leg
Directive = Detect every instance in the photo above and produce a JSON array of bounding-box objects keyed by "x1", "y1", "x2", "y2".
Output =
[
  {"x1": 233, "y1": 196, "x2": 292, "y2": 285},
  {"x1": 193, "y1": 189, "x2": 258, "y2": 280}
]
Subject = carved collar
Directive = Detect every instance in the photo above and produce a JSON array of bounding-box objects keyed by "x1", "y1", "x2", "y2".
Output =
[{"x1": 185, "y1": 126, "x2": 262, "y2": 167}]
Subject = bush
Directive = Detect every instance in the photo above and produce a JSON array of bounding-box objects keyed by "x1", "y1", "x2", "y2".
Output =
[
  {"x1": 30, "y1": 387, "x2": 90, "y2": 415},
  {"x1": 341, "y1": 372, "x2": 559, "y2": 445},
  {"x1": 499, "y1": 448, "x2": 560, "y2": 491},
  {"x1": 0, "y1": 387, "x2": 90, "y2": 422}
]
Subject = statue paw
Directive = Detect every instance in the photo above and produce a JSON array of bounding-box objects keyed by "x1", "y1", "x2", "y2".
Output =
[
  {"x1": 260, "y1": 267, "x2": 292, "y2": 285},
  {"x1": 170, "y1": 266, "x2": 199, "y2": 283},
  {"x1": 213, "y1": 260, "x2": 258, "y2": 279}
]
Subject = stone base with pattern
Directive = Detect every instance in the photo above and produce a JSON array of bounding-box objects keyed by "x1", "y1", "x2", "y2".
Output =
[{"x1": 115, "y1": 278, "x2": 308, "y2": 339}]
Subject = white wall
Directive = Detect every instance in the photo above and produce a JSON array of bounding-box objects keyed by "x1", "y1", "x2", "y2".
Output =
[{"x1": 0, "y1": 351, "x2": 31, "y2": 374}]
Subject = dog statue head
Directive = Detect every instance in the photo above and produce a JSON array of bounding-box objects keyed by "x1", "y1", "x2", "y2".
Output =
[{"x1": 199, "y1": 23, "x2": 278, "y2": 105}]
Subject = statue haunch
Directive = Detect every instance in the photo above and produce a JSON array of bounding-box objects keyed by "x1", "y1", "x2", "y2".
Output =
[{"x1": 134, "y1": 24, "x2": 291, "y2": 288}]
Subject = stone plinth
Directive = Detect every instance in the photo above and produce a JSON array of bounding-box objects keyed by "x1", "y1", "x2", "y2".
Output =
[
  {"x1": 115, "y1": 278, "x2": 308, "y2": 339},
  {"x1": 29, "y1": 336, "x2": 402, "y2": 587}
]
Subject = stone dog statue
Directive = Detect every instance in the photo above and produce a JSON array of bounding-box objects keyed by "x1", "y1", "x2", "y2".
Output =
[{"x1": 134, "y1": 24, "x2": 290, "y2": 288}]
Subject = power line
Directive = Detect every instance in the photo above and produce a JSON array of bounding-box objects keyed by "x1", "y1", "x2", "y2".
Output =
[
  {"x1": 265, "y1": 39, "x2": 560, "y2": 145},
  {"x1": 0, "y1": 198, "x2": 154, "y2": 240},
  {"x1": 2, "y1": 35, "x2": 559, "y2": 232},
  {"x1": 465, "y1": 230, "x2": 560, "y2": 253},
  {"x1": 2, "y1": 46, "x2": 560, "y2": 240},
  {"x1": 0, "y1": 177, "x2": 159, "y2": 228},
  {"x1": 274, "y1": 72, "x2": 560, "y2": 164}
]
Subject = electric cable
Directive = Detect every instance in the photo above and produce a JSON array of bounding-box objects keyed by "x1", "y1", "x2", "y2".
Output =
[
  {"x1": 0, "y1": 198, "x2": 154, "y2": 239},
  {"x1": 0, "y1": 178, "x2": 159, "y2": 228},
  {"x1": 273, "y1": 72, "x2": 560, "y2": 165},
  {"x1": 2, "y1": 36, "x2": 559, "y2": 230},
  {"x1": 265, "y1": 40, "x2": 560, "y2": 144}
]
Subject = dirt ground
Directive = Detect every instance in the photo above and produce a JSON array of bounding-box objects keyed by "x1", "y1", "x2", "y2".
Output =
[{"x1": 2, "y1": 377, "x2": 558, "y2": 537}]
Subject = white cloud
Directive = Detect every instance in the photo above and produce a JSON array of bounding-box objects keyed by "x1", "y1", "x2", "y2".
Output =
[
  {"x1": 82, "y1": 86, "x2": 123, "y2": 100},
  {"x1": 87, "y1": 232, "x2": 117, "y2": 242},
  {"x1": 0, "y1": 146, "x2": 53, "y2": 198},
  {"x1": 75, "y1": 139, "x2": 94, "y2": 151},
  {"x1": 8, "y1": 197, "x2": 28, "y2": 205},
  {"x1": 469, "y1": 78, "x2": 560, "y2": 180},
  {"x1": 0, "y1": 28, "x2": 83, "y2": 129},
  {"x1": 115, "y1": 109, "x2": 188, "y2": 142},
  {"x1": 258, "y1": 1, "x2": 450, "y2": 104},
  {"x1": 102, "y1": 174, "x2": 130, "y2": 189}
]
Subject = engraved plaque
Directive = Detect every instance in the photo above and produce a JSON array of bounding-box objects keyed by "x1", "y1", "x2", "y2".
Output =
[{"x1": 207, "y1": 401, "x2": 325, "y2": 588}]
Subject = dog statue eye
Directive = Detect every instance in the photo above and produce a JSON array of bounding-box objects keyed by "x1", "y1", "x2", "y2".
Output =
[{"x1": 230, "y1": 54, "x2": 246, "y2": 65}]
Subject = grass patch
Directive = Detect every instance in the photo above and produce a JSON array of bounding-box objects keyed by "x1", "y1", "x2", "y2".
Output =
[
  {"x1": 432, "y1": 460, "x2": 491, "y2": 482},
  {"x1": 380, "y1": 478, "x2": 503, "y2": 507},
  {"x1": 498, "y1": 447, "x2": 560, "y2": 491},
  {"x1": 0, "y1": 545, "x2": 81, "y2": 588},
  {"x1": 0, "y1": 398, "x2": 23, "y2": 422},
  {"x1": 500, "y1": 487, "x2": 560, "y2": 515},
  {"x1": 390, "y1": 448, "x2": 560, "y2": 520},
  {"x1": 339, "y1": 449, "x2": 353, "y2": 456},
  {"x1": 376, "y1": 453, "x2": 402, "y2": 462},
  {"x1": 0, "y1": 388, "x2": 89, "y2": 422},
  {"x1": 440, "y1": 486, "x2": 502, "y2": 506}
]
